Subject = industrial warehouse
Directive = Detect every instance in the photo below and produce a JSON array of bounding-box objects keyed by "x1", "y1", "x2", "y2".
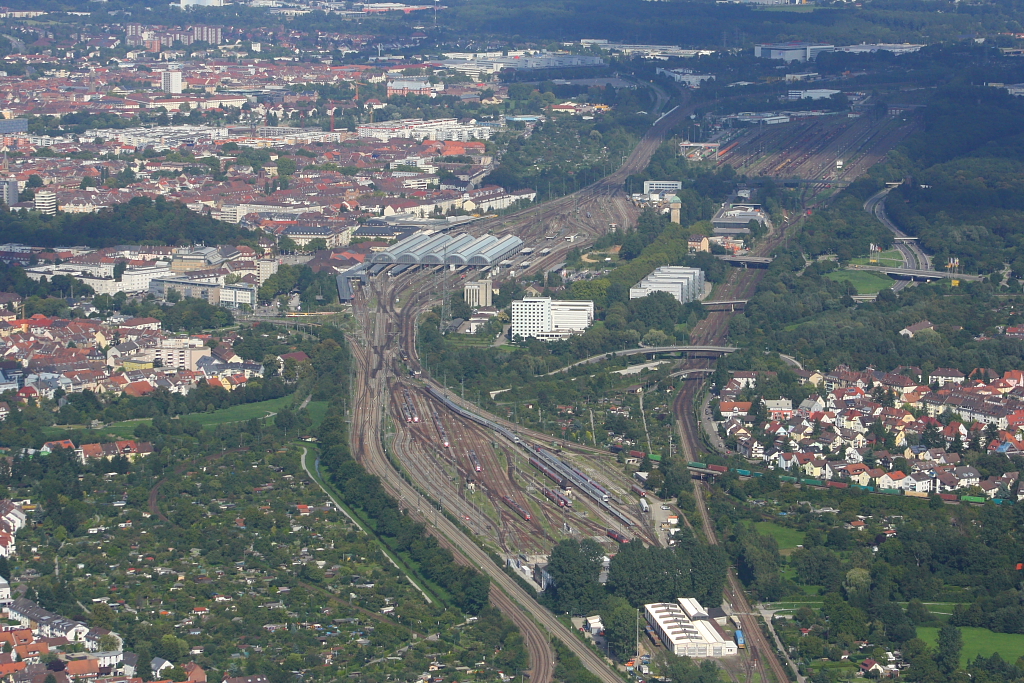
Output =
[
  {"x1": 644, "y1": 599, "x2": 739, "y2": 658},
  {"x1": 370, "y1": 231, "x2": 525, "y2": 267}
]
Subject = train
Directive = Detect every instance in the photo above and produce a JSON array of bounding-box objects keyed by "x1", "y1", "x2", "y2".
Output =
[
  {"x1": 468, "y1": 450, "x2": 482, "y2": 472},
  {"x1": 501, "y1": 495, "x2": 532, "y2": 521},
  {"x1": 402, "y1": 387, "x2": 419, "y2": 423},
  {"x1": 431, "y1": 410, "x2": 450, "y2": 448},
  {"x1": 542, "y1": 487, "x2": 573, "y2": 508},
  {"x1": 639, "y1": 498, "x2": 650, "y2": 514},
  {"x1": 631, "y1": 484, "x2": 647, "y2": 498},
  {"x1": 686, "y1": 463, "x2": 1012, "y2": 505},
  {"x1": 424, "y1": 385, "x2": 635, "y2": 527},
  {"x1": 735, "y1": 630, "x2": 745, "y2": 649},
  {"x1": 606, "y1": 529, "x2": 630, "y2": 544}
]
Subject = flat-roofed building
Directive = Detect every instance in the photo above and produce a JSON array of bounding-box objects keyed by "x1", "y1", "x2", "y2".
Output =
[
  {"x1": 511, "y1": 297, "x2": 593, "y2": 340},
  {"x1": 644, "y1": 601, "x2": 738, "y2": 658},
  {"x1": 754, "y1": 42, "x2": 834, "y2": 62},
  {"x1": 464, "y1": 279, "x2": 493, "y2": 308},
  {"x1": 630, "y1": 266, "x2": 705, "y2": 304}
]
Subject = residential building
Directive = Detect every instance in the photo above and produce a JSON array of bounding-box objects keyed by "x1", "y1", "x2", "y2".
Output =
[
  {"x1": 34, "y1": 191, "x2": 57, "y2": 216},
  {"x1": 161, "y1": 71, "x2": 182, "y2": 95}
]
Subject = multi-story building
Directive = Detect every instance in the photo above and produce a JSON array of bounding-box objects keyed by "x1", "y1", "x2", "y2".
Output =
[
  {"x1": 464, "y1": 279, "x2": 493, "y2": 308},
  {"x1": 510, "y1": 297, "x2": 593, "y2": 340},
  {"x1": 0, "y1": 178, "x2": 17, "y2": 206},
  {"x1": 33, "y1": 190, "x2": 57, "y2": 215},
  {"x1": 192, "y1": 25, "x2": 223, "y2": 44},
  {"x1": 754, "y1": 42, "x2": 835, "y2": 62},
  {"x1": 630, "y1": 266, "x2": 705, "y2": 304},
  {"x1": 161, "y1": 71, "x2": 183, "y2": 94}
]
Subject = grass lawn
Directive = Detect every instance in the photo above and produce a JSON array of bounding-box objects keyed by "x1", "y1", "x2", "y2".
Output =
[
  {"x1": 825, "y1": 270, "x2": 896, "y2": 295},
  {"x1": 306, "y1": 401, "x2": 329, "y2": 429},
  {"x1": 755, "y1": 521, "x2": 805, "y2": 554},
  {"x1": 917, "y1": 627, "x2": 1024, "y2": 666},
  {"x1": 191, "y1": 395, "x2": 294, "y2": 426},
  {"x1": 850, "y1": 249, "x2": 905, "y2": 267}
]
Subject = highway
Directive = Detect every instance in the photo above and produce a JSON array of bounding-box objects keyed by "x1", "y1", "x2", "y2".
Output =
[
  {"x1": 862, "y1": 187, "x2": 935, "y2": 292},
  {"x1": 848, "y1": 264, "x2": 983, "y2": 281}
]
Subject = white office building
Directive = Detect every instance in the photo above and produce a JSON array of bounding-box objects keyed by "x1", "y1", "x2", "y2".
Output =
[
  {"x1": 644, "y1": 601, "x2": 738, "y2": 658},
  {"x1": 754, "y1": 42, "x2": 835, "y2": 62},
  {"x1": 643, "y1": 180, "x2": 683, "y2": 195},
  {"x1": 511, "y1": 297, "x2": 594, "y2": 340},
  {"x1": 630, "y1": 266, "x2": 705, "y2": 304},
  {"x1": 161, "y1": 71, "x2": 183, "y2": 95},
  {"x1": 464, "y1": 279, "x2": 493, "y2": 308}
]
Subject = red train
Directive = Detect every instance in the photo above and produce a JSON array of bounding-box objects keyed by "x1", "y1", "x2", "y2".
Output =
[
  {"x1": 606, "y1": 529, "x2": 630, "y2": 544},
  {"x1": 502, "y1": 496, "x2": 532, "y2": 521},
  {"x1": 631, "y1": 484, "x2": 647, "y2": 498},
  {"x1": 542, "y1": 488, "x2": 573, "y2": 508}
]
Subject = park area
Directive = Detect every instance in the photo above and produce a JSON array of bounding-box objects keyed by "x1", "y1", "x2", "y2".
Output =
[
  {"x1": 825, "y1": 269, "x2": 896, "y2": 295},
  {"x1": 917, "y1": 627, "x2": 1024, "y2": 666}
]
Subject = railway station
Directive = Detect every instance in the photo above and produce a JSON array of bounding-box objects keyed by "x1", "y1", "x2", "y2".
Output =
[{"x1": 370, "y1": 230, "x2": 524, "y2": 267}]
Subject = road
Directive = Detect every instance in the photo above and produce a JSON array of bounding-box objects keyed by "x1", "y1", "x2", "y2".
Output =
[
  {"x1": 864, "y1": 188, "x2": 931, "y2": 272},
  {"x1": 544, "y1": 345, "x2": 740, "y2": 374}
]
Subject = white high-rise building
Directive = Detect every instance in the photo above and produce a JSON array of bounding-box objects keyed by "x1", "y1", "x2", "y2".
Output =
[
  {"x1": 161, "y1": 71, "x2": 183, "y2": 94},
  {"x1": 34, "y1": 190, "x2": 57, "y2": 215},
  {"x1": 510, "y1": 297, "x2": 593, "y2": 340},
  {"x1": 464, "y1": 279, "x2": 493, "y2": 308},
  {"x1": 630, "y1": 266, "x2": 705, "y2": 304}
]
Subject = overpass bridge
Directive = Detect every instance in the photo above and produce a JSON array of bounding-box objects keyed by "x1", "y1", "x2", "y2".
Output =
[
  {"x1": 716, "y1": 254, "x2": 774, "y2": 268},
  {"x1": 701, "y1": 299, "x2": 748, "y2": 311},
  {"x1": 849, "y1": 265, "x2": 984, "y2": 282},
  {"x1": 545, "y1": 345, "x2": 740, "y2": 375}
]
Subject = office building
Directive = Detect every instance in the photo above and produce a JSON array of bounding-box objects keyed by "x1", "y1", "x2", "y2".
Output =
[
  {"x1": 644, "y1": 600, "x2": 738, "y2": 658},
  {"x1": 0, "y1": 178, "x2": 17, "y2": 206},
  {"x1": 34, "y1": 190, "x2": 57, "y2": 215},
  {"x1": 161, "y1": 71, "x2": 183, "y2": 95},
  {"x1": 510, "y1": 297, "x2": 594, "y2": 341},
  {"x1": 643, "y1": 180, "x2": 683, "y2": 195},
  {"x1": 630, "y1": 266, "x2": 705, "y2": 304},
  {"x1": 754, "y1": 42, "x2": 834, "y2": 62},
  {"x1": 464, "y1": 279, "x2": 493, "y2": 308}
]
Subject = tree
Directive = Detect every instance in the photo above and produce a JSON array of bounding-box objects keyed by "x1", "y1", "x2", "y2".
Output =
[
  {"x1": 602, "y1": 596, "x2": 637, "y2": 661},
  {"x1": 276, "y1": 157, "x2": 297, "y2": 176},
  {"x1": 27, "y1": 175, "x2": 43, "y2": 189},
  {"x1": 937, "y1": 624, "x2": 963, "y2": 673},
  {"x1": 546, "y1": 539, "x2": 605, "y2": 615},
  {"x1": 305, "y1": 238, "x2": 328, "y2": 252}
]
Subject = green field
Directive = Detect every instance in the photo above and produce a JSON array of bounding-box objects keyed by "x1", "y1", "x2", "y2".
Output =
[
  {"x1": 755, "y1": 521, "x2": 805, "y2": 554},
  {"x1": 917, "y1": 627, "x2": 1024, "y2": 666},
  {"x1": 850, "y1": 249, "x2": 905, "y2": 267},
  {"x1": 825, "y1": 270, "x2": 896, "y2": 295},
  {"x1": 307, "y1": 400, "x2": 330, "y2": 429}
]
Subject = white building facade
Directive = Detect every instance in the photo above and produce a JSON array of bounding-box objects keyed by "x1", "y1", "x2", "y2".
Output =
[{"x1": 510, "y1": 297, "x2": 594, "y2": 340}]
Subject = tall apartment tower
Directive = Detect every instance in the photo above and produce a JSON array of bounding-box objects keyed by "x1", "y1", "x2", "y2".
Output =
[
  {"x1": 34, "y1": 190, "x2": 57, "y2": 215},
  {"x1": 161, "y1": 71, "x2": 183, "y2": 94},
  {"x1": 0, "y1": 178, "x2": 18, "y2": 207},
  {"x1": 192, "y1": 25, "x2": 223, "y2": 44},
  {"x1": 464, "y1": 279, "x2": 493, "y2": 308}
]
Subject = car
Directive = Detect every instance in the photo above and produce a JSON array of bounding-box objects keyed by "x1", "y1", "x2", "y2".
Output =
[{"x1": 661, "y1": 504, "x2": 670, "y2": 510}]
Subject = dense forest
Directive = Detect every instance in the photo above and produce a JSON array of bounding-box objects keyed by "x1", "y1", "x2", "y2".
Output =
[
  {"x1": 0, "y1": 196, "x2": 250, "y2": 248},
  {"x1": 881, "y1": 86, "x2": 1024, "y2": 274}
]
